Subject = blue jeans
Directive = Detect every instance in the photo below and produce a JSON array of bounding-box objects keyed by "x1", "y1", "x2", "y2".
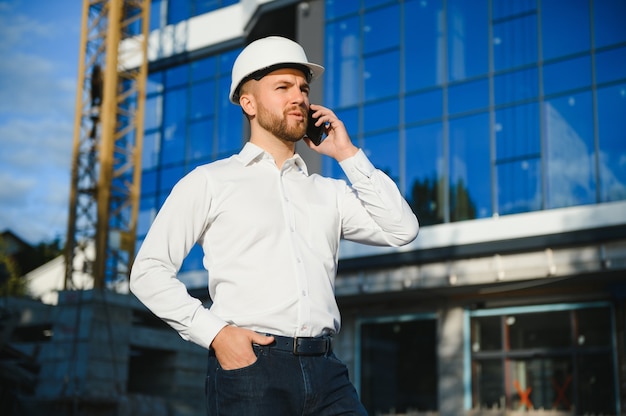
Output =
[{"x1": 206, "y1": 344, "x2": 368, "y2": 415}]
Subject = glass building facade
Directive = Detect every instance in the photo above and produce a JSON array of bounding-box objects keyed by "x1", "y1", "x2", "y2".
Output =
[
  {"x1": 137, "y1": 0, "x2": 626, "y2": 414},
  {"x1": 323, "y1": 0, "x2": 626, "y2": 224}
]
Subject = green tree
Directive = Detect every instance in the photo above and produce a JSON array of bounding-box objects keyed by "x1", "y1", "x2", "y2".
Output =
[{"x1": 0, "y1": 237, "x2": 27, "y2": 297}]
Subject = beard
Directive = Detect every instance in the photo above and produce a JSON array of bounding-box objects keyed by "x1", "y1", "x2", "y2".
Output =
[{"x1": 256, "y1": 102, "x2": 306, "y2": 143}]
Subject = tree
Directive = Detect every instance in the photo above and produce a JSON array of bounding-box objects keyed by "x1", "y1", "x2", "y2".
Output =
[{"x1": 0, "y1": 236, "x2": 27, "y2": 297}]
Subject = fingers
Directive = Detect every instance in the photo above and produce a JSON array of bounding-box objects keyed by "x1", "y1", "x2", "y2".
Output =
[{"x1": 251, "y1": 332, "x2": 274, "y2": 345}]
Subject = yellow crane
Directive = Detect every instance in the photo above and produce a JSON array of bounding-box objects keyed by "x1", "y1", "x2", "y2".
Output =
[{"x1": 65, "y1": 0, "x2": 150, "y2": 290}]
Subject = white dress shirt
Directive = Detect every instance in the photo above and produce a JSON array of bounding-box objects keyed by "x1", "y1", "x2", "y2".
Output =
[{"x1": 130, "y1": 142, "x2": 419, "y2": 350}]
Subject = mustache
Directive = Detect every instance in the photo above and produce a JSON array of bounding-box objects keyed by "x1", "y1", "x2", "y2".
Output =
[{"x1": 285, "y1": 106, "x2": 307, "y2": 118}]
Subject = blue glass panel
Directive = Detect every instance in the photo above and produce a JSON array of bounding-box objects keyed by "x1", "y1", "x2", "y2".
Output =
[
  {"x1": 545, "y1": 92, "x2": 596, "y2": 208},
  {"x1": 497, "y1": 158, "x2": 542, "y2": 215},
  {"x1": 141, "y1": 170, "x2": 157, "y2": 195},
  {"x1": 193, "y1": 0, "x2": 220, "y2": 16},
  {"x1": 404, "y1": 0, "x2": 445, "y2": 91},
  {"x1": 492, "y1": 0, "x2": 536, "y2": 20},
  {"x1": 363, "y1": 4, "x2": 400, "y2": 55},
  {"x1": 494, "y1": 67, "x2": 538, "y2": 105},
  {"x1": 449, "y1": 113, "x2": 492, "y2": 220},
  {"x1": 447, "y1": 0, "x2": 489, "y2": 81},
  {"x1": 219, "y1": 48, "x2": 241, "y2": 73},
  {"x1": 217, "y1": 75, "x2": 243, "y2": 156},
  {"x1": 448, "y1": 78, "x2": 489, "y2": 114},
  {"x1": 150, "y1": 0, "x2": 164, "y2": 30},
  {"x1": 365, "y1": 0, "x2": 395, "y2": 8},
  {"x1": 159, "y1": 165, "x2": 185, "y2": 194},
  {"x1": 495, "y1": 103, "x2": 540, "y2": 160},
  {"x1": 336, "y1": 107, "x2": 359, "y2": 138},
  {"x1": 596, "y1": 47, "x2": 626, "y2": 85},
  {"x1": 165, "y1": 65, "x2": 189, "y2": 88},
  {"x1": 325, "y1": 16, "x2": 361, "y2": 107},
  {"x1": 162, "y1": 87, "x2": 187, "y2": 165},
  {"x1": 325, "y1": 0, "x2": 360, "y2": 19},
  {"x1": 190, "y1": 80, "x2": 216, "y2": 119},
  {"x1": 137, "y1": 196, "x2": 156, "y2": 237},
  {"x1": 147, "y1": 72, "x2": 164, "y2": 95},
  {"x1": 541, "y1": 0, "x2": 590, "y2": 60},
  {"x1": 405, "y1": 122, "x2": 445, "y2": 225},
  {"x1": 493, "y1": 15, "x2": 538, "y2": 71},
  {"x1": 189, "y1": 119, "x2": 214, "y2": 162},
  {"x1": 144, "y1": 95, "x2": 162, "y2": 131},
  {"x1": 191, "y1": 56, "x2": 217, "y2": 81},
  {"x1": 363, "y1": 131, "x2": 400, "y2": 185},
  {"x1": 543, "y1": 55, "x2": 592, "y2": 96},
  {"x1": 597, "y1": 84, "x2": 626, "y2": 202},
  {"x1": 405, "y1": 89, "x2": 443, "y2": 124},
  {"x1": 167, "y1": 0, "x2": 190, "y2": 25},
  {"x1": 180, "y1": 244, "x2": 205, "y2": 273},
  {"x1": 142, "y1": 130, "x2": 161, "y2": 169},
  {"x1": 363, "y1": 99, "x2": 399, "y2": 134},
  {"x1": 364, "y1": 50, "x2": 400, "y2": 101},
  {"x1": 593, "y1": 0, "x2": 626, "y2": 48}
]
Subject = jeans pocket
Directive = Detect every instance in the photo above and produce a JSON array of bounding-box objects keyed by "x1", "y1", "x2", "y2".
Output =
[{"x1": 214, "y1": 349, "x2": 268, "y2": 412}]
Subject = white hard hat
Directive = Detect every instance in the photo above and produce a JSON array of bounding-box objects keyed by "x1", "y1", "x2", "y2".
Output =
[{"x1": 229, "y1": 36, "x2": 325, "y2": 104}]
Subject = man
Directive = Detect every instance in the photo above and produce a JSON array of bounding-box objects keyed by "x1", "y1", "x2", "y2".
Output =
[{"x1": 130, "y1": 36, "x2": 419, "y2": 415}]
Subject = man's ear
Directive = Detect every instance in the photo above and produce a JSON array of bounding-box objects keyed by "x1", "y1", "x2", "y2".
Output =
[{"x1": 239, "y1": 93, "x2": 256, "y2": 117}]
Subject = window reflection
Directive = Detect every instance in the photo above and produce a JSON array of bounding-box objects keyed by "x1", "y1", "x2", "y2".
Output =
[
  {"x1": 447, "y1": 0, "x2": 489, "y2": 81},
  {"x1": 188, "y1": 119, "x2": 213, "y2": 162},
  {"x1": 541, "y1": 0, "x2": 590, "y2": 60},
  {"x1": 543, "y1": 55, "x2": 592, "y2": 96},
  {"x1": 322, "y1": 0, "x2": 626, "y2": 223},
  {"x1": 492, "y1": 0, "x2": 536, "y2": 20},
  {"x1": 593, "y1": 0, "x2": 626, "y2": 48},
  {"x1": 363, "y1": 132, "x2": 400, "y2": 186},
  {"x1": 471, "y1": 306, "x2": 616, "y2": 413},
  {"x1": 493, "y1": 14, "x2": 538, "y2": 71},
  {"x1": 449, "y1": 113, "x2": 491, "y2": 220},
  {"x1": 404, "y1": 0, "x2": 445, "y2": 92},
  {"x1": 495, "y1": 103, "x2": 540, "y2": 160},
  {"x1": 405, "y1": 89, "x2": 443, "y2": 124},
  {"x1": 494, "y1": 67, "x2": 538, "y2": 105},
  {"x1": 162, "y1": 88, "x2": 187, "y2": 165},
  {"x1": 596, "y1": 47, "x2": 626, "y2": 85},
  {"x1": 364, "y1": 50, "x2": 400, "y2": 101},
  {"x1": 497, "y1": 159, "x2": 541, "y2": 215},
  {"x1": 325, "y1": 17, "x2": 360, "y2": 108},
  {"x1": 448, "y1": 78, "x2": 489, "y2": 115},
  {"x1": 363, "y1": 99, "x2": 399, "y2": 134},
  {"x1": 544, "y1": 93, "x2": 596, "y2": 208},
  {"x1": 363, "y1": 4, "x2": 400, "y2": 54},
  {"x1": 597, "y1": 84, "x2": 626, "y2": 202},
  {"x1": 405, "y1": 123, "x2": 445, "y2": 225}
]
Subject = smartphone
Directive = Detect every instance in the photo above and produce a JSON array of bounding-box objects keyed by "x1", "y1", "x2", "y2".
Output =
[{"x1": 306, "y1": 108, "x2": 325, "y2": 146}]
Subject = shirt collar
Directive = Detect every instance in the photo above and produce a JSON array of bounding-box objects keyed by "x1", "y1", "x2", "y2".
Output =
[{"x1": 239, "y1": 142, "x2": 309, "y2": 175}]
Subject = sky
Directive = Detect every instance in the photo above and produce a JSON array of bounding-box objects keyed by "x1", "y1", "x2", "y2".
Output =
[{"x1": 0, "y1": 0, "x2": 82, "y2": 244}]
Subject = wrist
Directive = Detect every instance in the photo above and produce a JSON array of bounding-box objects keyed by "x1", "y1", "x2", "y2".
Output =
[{"x1": 335, "y1": 145, "x2": 359, "y2": 162}]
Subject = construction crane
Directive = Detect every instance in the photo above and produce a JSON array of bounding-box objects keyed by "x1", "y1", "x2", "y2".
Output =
[{"x1": 65, "y1": 0, "x2": 150, "y2": 290}]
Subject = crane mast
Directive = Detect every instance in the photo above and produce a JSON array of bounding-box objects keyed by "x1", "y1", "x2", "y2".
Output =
[{"x1": 65, "y1": 0, "x2": 150, "y2": 290}]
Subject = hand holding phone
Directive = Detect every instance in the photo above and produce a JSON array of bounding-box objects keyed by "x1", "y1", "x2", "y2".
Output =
[{"x1": 306, "y1": 108, "x2": 325, "y2": 146}]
